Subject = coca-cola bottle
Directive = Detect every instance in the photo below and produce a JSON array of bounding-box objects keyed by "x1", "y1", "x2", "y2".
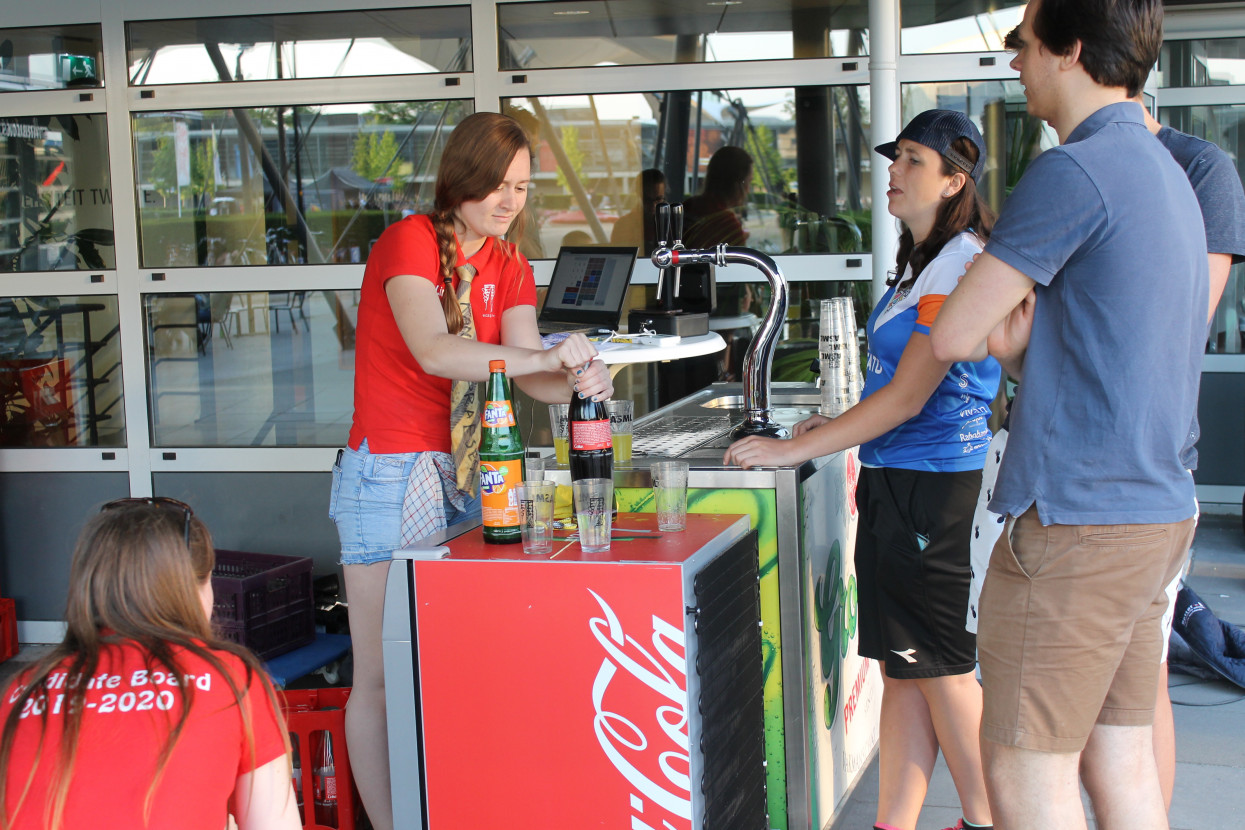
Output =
[
  {"x1": 313, "y1": 730, "x2": 338, "y2": 827},
  {"x1": 480, "y1": 360, "x2": 524, "y2": 544},
  {"x1": 569, "y1": 390, "x2": 613, "y2": 483}
]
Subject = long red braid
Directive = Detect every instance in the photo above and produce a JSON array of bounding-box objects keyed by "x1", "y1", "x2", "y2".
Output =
[{"x1": 431, "y1": 209, "x2": 463, "y2": 335}]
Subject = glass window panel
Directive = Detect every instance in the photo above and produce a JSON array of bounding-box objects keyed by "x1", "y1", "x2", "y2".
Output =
[
  {"x1": 503, "y1": 87, "x2": 872, "y2": 260},
  {"x1": 1160, "y1": 38, "x2": 1245, "y2": 88},
  {"x1": 900, "y1": 1, "x2": 1025, "y2": 54},
  {"x1": 127, "y1": 8, "x2": 471, "y2": 85},
  {"x1": 1159, "y1": 104, "x2": 1245, "y2": 355},
  {"x1": 1, "y1": 113, "x2": 115, "y2": 272},
  {"x1": 0, "y1": 295, "x2": 123, "y2": 447},
  {"x1": 498, "y1": 0, "x2": 868, "y2": 70},
  {"x1": 0, "y1": 471, "x2": 129, "y2": 620},
  {"x1": 146, "y1": 290, "x2": 352, "y2": 447},
  {"x1": 133, "y1": 100, "x2": 473, "y2": 268},
  {"x1": 900, "y1": 80, "x2": 1057, "y2": 216},
  {"x1": 0, "y1": 25, "x2": 103, "y2": 92}
]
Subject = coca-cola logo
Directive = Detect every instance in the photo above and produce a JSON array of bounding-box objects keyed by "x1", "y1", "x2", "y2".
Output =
[{"x1": 587, "y1": 589, "x2": 693, "y2": 828}]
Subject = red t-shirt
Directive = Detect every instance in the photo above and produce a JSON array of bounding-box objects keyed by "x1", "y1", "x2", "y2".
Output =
[
  {"x1": 348, "y1": 214, "x2": 538, "y2": 453},
  {"x1": 1, "y1": 641, "x2": 287, "y2": 830}
]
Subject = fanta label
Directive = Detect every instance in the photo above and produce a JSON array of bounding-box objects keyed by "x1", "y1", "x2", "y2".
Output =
[
  {"x1": 480, "y1": 460, "x2": 522, "y2": 528},
  {"x1": 483, "y1": 400, "x2": 516, "y2": 428}
]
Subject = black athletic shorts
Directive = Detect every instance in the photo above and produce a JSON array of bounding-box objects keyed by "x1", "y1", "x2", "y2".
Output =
[{"x1": 854, "y1": 465, "x2": 980, "y2": 679}]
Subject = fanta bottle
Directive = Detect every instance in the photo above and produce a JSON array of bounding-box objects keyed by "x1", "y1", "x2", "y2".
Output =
[{"x1": 479, "y1": 360, "x2": 524, "y2": 544}]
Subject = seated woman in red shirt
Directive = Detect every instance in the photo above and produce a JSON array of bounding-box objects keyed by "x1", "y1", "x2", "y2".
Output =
[{"x1": 0, "y1": 499, "x2": 297, "y2": 830}]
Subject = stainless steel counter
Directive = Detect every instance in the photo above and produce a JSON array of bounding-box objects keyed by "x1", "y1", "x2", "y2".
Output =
[
  {"x1": 631, "y1": 380, "x2": 820, "y2": 461},
  {"x1": 546, "y1": 381, "x2": 823, "y2": 490}
]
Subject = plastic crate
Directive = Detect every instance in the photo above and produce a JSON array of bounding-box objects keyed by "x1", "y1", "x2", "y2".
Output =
[
  {"x1": 282, "y1": 688, "x2": 360, "y2": 830},
  {"x1": 212, "y1": 550, "x2": 314, "y2": 661},
  {"x1": 0, "y1": 597, "x2": 16, "y2": 664}
]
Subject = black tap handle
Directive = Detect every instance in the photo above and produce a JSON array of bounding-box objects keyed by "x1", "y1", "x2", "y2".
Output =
[
  {"x1": 655, "y1": 201, "x2": 671, "y2": 249},
  {"x1": 671, "y1": 204, "x2": 684, "y2": 249}
]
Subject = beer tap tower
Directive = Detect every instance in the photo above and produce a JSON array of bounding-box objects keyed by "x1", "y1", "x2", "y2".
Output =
[
  {"x1": 650, "y1": 202, "x2": 791, "y2": 440},
  {"x1": 629, "y1": 201, "x2": 711, "y2": 337}
]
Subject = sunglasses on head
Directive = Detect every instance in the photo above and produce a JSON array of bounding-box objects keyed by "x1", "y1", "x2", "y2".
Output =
[{"x1": 101, "y1": 497, "x2": 194, "y2": 545}]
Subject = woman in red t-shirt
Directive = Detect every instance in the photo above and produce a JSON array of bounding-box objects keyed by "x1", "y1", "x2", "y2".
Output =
[
  {"x1": 328, "y1": 112, "x2": 612, "y2": 830},
  {"x1": 0, "y1": 500, "x2": 295, "y2": 830}
]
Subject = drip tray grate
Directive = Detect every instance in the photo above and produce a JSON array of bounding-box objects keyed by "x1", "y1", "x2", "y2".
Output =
[{"x1": 633, "y1": 415, "x2": 735, "y2": 457}]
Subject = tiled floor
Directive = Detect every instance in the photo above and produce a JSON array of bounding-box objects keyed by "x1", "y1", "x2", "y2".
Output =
[{"x1": 829, "y1": 513, "x2": 1245, "y2": 830}]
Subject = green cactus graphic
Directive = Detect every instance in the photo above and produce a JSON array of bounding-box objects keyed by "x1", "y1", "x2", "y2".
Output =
[{"x1": 814, "y1": 541, "x2": 844, "y2": 728}]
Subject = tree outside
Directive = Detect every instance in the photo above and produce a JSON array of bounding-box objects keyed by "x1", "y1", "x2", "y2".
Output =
[{"x1": 351, "y1": 124, "x2": 400, "y2": 182}]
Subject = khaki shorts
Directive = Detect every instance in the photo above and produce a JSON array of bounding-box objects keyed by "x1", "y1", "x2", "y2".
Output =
[{"x1": 978, "y1": 508, "x2": 1195, "y2": 753}]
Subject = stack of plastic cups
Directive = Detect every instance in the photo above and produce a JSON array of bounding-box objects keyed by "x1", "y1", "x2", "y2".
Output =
[
  {"x1": 834, "y1": 297, "x2": 864, "y2": 405},
  {"x1": 819, "y1": 299, "x2": 854, "y2": 417}
]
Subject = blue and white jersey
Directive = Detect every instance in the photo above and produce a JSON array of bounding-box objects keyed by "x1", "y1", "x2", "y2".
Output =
[{"x1": 860, "y1": 232, "x2": 1001, "y2": 472}]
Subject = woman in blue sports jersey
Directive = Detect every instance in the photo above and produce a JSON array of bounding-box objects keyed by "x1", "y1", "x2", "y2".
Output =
[{"x1": 725, "y1": 110, "x2": 1000, "y2": 830}]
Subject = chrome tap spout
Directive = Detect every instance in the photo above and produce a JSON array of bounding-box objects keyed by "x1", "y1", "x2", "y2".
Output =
[{"x1": 650, "y1": 241, "x2": 791, "y2": 440}]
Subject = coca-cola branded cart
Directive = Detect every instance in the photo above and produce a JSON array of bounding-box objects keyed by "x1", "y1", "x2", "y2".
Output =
[
  {"x1": 382, "y1": 512, "x2": 766, "y2": 829},
  {"x1": 591, "y1": 381, "x2": 882, "y2": 830}
]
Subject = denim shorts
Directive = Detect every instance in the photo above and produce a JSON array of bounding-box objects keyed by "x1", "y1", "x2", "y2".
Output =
[{"x1": 329, "y1": 439, "x2": 481, "y2": 566}]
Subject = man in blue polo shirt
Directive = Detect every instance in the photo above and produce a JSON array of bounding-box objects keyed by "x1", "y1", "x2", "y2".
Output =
[{"x1": 930, "y1": 1, "x2": 1206, "y2": 828}]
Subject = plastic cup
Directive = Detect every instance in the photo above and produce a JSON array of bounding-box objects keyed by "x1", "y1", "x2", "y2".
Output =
[
  {"x1": 836, "y1": 298, "x2": 863, "y2": 403},
  {"x1": 819, "y1": 298, "x2": 859, "y2": 415},
  {"x1": 572, "y1": 478, "x2": 613, "y2": 553},
  {"x1": 605, "y1": 399, "x2": 634, "y2": 463},
  {"x1": 516, "y1": 481, "x2": 556, "y2": 555},
  {"x1": 549, "y1": 403, "x2": 571, "y2": 464},
  {"x1": 525, "y1": 454, "x2": 546, "y2": 481},
  {"x1": 651, "y1": 460, "x2": 689, "y2": 532}
]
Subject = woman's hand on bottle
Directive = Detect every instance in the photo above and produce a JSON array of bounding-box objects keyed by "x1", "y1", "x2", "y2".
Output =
[
  {"x1": 551, "y1": 333, "x2": 613, "y2": 402},
  {"x1": 792, "y1": 414, "x2": 830, "y2": 437},
  {"x1": 570, "y1": 358, "x2": 613, "y2": 402},
  {"x1": 548, "y1": 332, "x2": 597, "y2": 371}
]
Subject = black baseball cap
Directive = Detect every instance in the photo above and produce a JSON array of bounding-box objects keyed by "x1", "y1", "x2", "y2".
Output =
[{"x1": 875, "y1": 109, "x2": 987, "y2": 183}]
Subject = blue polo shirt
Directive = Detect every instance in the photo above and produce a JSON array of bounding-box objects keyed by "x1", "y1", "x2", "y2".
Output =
[
  {"x1": 985, "y1": 102, "x2": 1206, "y2": 526},
  {"x1": 1157, "y1": 125, "x2": 1245, "y2": 471},
  {"x1": 1156, "y1": 126, "x2": 1245, "y2": 266}
]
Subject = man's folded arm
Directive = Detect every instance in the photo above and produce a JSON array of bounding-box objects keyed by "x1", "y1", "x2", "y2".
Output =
[{"x1": 929, "y1": 251, "x2": 1036, "y2": 364}]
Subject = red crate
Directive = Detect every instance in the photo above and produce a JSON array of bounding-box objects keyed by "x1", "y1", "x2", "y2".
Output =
[
  {"x1": 0, "y1": 597, "x2": 16, "y2": 664},
  {"x1": 282, "y1": 688, "x2": 360, "y2": 830},
  {"x1": 212, "y1": 550, "x2": 314, "y2": 661}
]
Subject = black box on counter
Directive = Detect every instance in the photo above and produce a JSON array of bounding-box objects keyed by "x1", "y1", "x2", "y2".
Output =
[{"x1": 627, "y1": 309, "x2": 709, "y2": 337}]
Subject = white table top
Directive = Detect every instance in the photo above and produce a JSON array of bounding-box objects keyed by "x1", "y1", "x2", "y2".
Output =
[{"x1": 597, "y1": 332, "x2": 726, "y2": 366}]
